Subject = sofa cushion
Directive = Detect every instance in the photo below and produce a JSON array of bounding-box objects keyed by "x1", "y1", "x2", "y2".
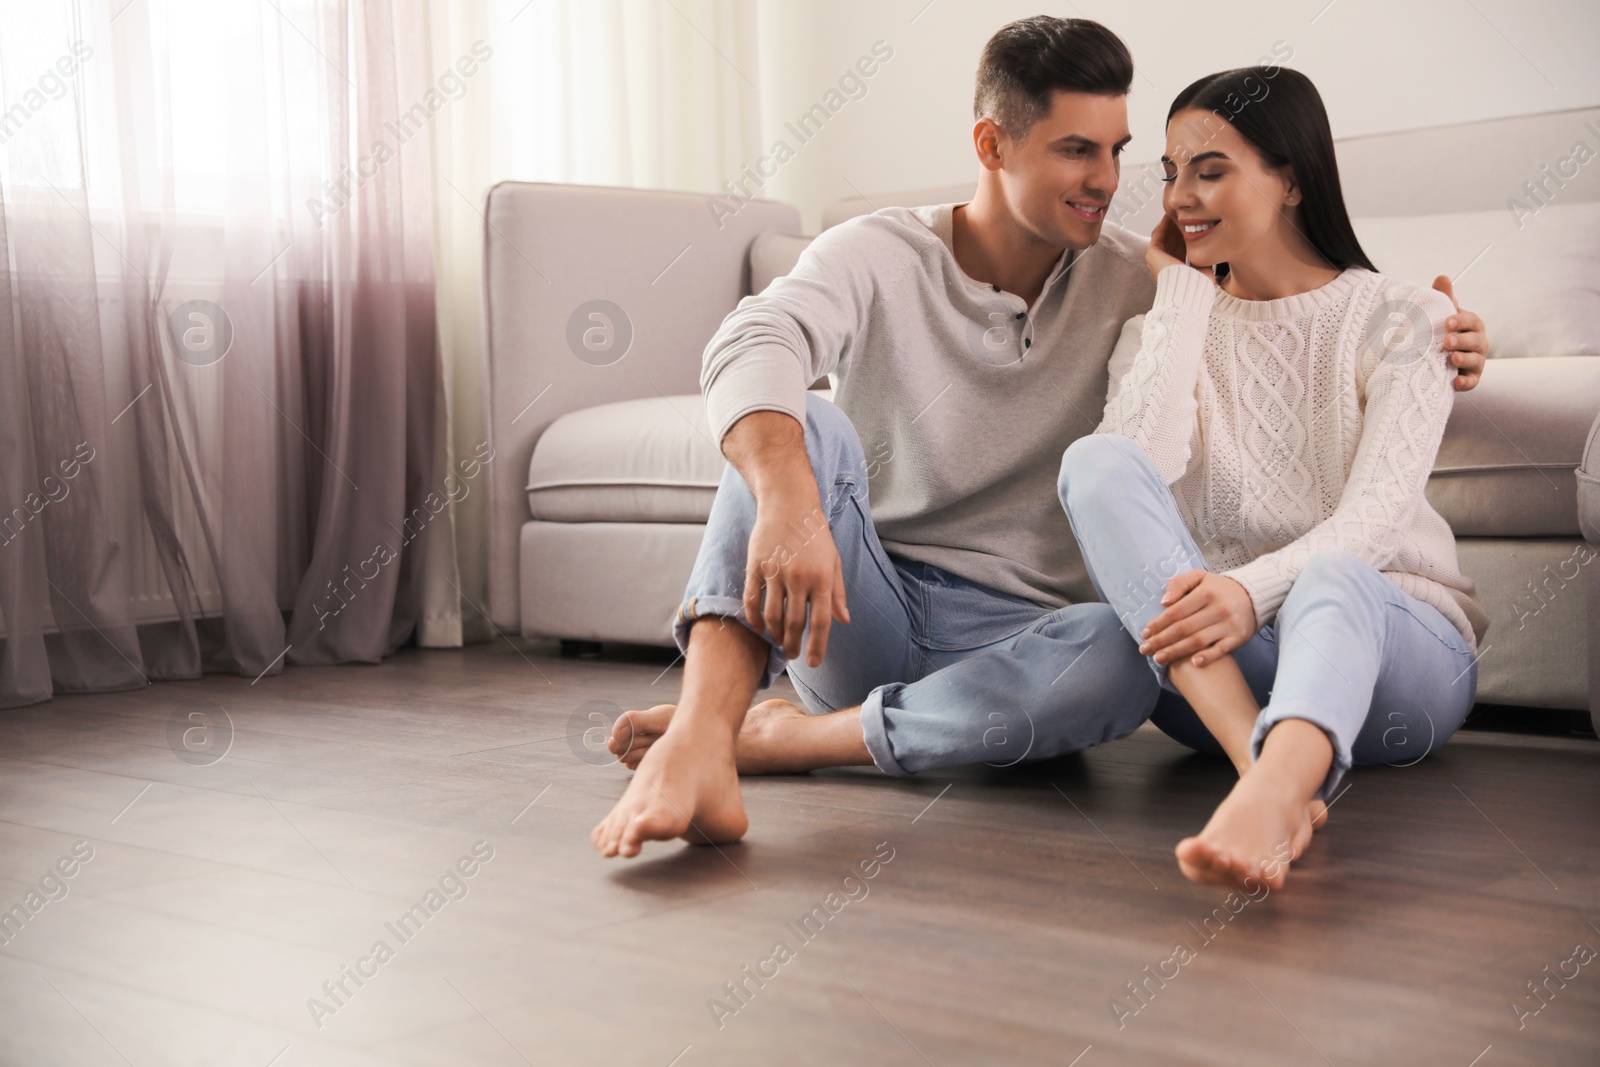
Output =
[
  {"x1": 1353, "y1": 201, "x2": 1600, "y2": 360},
  {"x1": 1427, "y1": 356, "x2": 1600, "y2": 537},
  {"x1": 530, "y1": 358, "x2": 1597, "y2": 538},
  {"x1": 527, "y1": 394, "x2": 726, "y2": 524},
  {"x1": 527, "y1": 390, "x2": 835, "y2": 524}
]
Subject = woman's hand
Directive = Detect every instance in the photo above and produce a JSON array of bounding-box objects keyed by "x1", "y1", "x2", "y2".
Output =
[
  {"x1": 1139, "y1": 570, "x2": 1256, "y2": 668},
  {"x1": 1144, "y1": 213, "x2": 1190, "y2": 280}
]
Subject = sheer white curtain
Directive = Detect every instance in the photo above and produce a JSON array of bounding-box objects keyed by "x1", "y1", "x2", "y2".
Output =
[
  {"x1": 0, "y1": 0, "x2": 453, "y2": 706},
  {"x1": 426, "y1": 0, "x2": 763, "y2": 642},
  {"x1": 0, "y1": 0, "x2": 765, "y2": 705}
]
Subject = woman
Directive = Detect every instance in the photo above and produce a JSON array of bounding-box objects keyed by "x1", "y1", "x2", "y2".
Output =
[{"x1": 1058, "y1": 66, "x2": 1488, "y2": 890}]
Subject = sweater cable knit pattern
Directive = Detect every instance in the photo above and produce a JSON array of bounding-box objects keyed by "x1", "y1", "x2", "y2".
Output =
[{"x1": 1098, "y1": 265, "x2": 1489, "y2": 650}]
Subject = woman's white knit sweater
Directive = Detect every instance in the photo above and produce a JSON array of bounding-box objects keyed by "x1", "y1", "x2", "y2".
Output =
[{"x1": 1099, "y1": 264, "x2": 1488, "y2": 650}]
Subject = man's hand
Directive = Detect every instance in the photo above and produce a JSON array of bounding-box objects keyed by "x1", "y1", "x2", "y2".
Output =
[
  {"x1": 1140, "y1": 570, "x2": 1256, "y2": 668},
  {"x1": 722, "y1": 411, "x2": 850, "y2": 668},
  {"x1": 744, "y1": 493, "x2": 850, "y2": 668},
  {"x1": 1432, "y1": 275, "x2": 1488, "y2": 392}
]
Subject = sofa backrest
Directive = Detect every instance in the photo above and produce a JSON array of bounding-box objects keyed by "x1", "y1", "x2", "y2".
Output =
[
  {"x1": 804, "y1": 108, "x2": 1600, "y2": 361},
  {"x1": 481, "y1": 182, "x2": 798, "y2": 632},
  {"x1": 819, "y1": 106, "x2": 1600, "y2": 231}
]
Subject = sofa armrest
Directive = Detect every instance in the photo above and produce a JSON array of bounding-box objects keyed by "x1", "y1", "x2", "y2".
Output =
[
  {"x1": 481, "y1": 182, "x2": 800, "y2": 633},
  {"x1": 1581, "y1": 410, "x2": 1600, "y2": 728},
  {"x1": 1580, "y1": 410, "x2": 1600, "y2": 544}
]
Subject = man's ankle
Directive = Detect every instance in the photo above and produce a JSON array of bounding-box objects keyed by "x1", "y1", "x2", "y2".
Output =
[{"x1": 664, "y1": 704, "x2": 742, "y2": 747}]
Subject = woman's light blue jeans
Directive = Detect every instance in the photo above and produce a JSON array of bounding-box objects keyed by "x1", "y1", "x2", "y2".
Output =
[
  {"x1": 673, "y1": 395, "x2": 1160, "y2": 776},
  {"x1": 1057, "y1": 433, "x2": 1480, "y2": 800}
]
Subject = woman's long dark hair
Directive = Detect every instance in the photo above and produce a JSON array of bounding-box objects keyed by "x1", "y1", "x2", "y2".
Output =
[{"x1": 1167, "y1": 67, "x2": 1377, "y2": 273}]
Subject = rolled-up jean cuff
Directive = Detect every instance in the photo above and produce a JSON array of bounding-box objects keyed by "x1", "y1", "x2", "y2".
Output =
[
  {"x1": 859, "y1": 683, "x2": 911, "y2": 776},
  {"x1": 1250, "y1": 703, "x2": 1352, "y2": 802},
  {"x1": 1119, "y1": 608, "x2": 1179, "y2": 694},
  {"x1": 673, "y1": 594, "x2": 788, "y2": 690},
  {"x1": 1144, "y1": 652, "x2": 1178, "y2": 695}
]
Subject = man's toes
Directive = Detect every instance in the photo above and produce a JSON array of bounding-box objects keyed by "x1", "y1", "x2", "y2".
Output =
[
  {"x1": 608, "y1": 712, "x2": 639, "y2": 755},
  {"x1": 604, "y1": 814, "x2": 629, "y2": 857},
  {"x1": 617, "y1": 815, "x2": 649, "y2": 857},
  {"x1": 619, "y1": 804, "x2": 689, "y2": 857},
  {"x1": 597, "y1": 803, "x2": 638, "y2": 858},
  {"x1": 618, "y1": 734, "x2": 656, "y2": 768}
]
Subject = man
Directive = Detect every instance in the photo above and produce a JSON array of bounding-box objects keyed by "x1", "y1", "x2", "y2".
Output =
[{"x1": 590, "y1": 17, "x2": 1488, "y2": 859}]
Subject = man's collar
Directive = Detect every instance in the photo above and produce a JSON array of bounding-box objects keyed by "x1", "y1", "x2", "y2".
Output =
[{"x1": 924, "y1": 201, "x2": 1082, "y2": 298}]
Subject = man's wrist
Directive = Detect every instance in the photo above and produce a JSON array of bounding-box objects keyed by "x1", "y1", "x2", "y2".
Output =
[{"x1": 753, "y1": 477, "x2": 823, "y2": 515}]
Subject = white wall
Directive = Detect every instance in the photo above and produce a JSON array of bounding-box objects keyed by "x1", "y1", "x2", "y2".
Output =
[{"x1": 753, "y1": 0, "x2": 1600, "y2": 231}]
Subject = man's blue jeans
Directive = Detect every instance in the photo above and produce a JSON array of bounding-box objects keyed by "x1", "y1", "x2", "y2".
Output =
[
  {"x1": 1057, "y1": 433, "x2": 1480, "y2": 800},
  {"x1": 673, "y1": 395, "x2": 1158, "y2": 776}
]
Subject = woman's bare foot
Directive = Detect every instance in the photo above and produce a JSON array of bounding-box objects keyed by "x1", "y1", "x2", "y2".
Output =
[
  {"x1": 590, "y1": 719, "x2": 747, "y2": 858},
  {"x1": 1175, "y1": 765, "x2": 1308, "y2": 890},
  {"x1": 609, "y1": 698, "x2": 871, "y2": 774},
  {"x1": 1291, "y1": 798, "x2": 1329, "y2": 856},
  {"x1": 1222, "y1": 760, "x2": 1327, "y2": 854},
  {"x1": 1176, "y1": 719, "x2": 1334, "y2": 890}
]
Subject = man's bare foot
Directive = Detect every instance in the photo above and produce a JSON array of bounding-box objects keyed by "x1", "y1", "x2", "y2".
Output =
[
  {"x1": 610, "y1": 698, "x2": 869, "y2": 774},
  {"x1": 732, "y1": 699, "x2": 848, "y2": 773},
  {"x1": 609, "y1": 704, "x2": 675, "y2": 770},
  {"x1": 1175, "y1": 766, "x2": 1308, "y2": 890},
  {"x1": 590, "y1": 719, "x2": 747, "y2": 859}
]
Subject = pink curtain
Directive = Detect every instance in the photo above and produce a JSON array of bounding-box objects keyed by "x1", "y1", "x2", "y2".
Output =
[{"x1": 0, "y1": 0, "x2": 452, "y2": 707}]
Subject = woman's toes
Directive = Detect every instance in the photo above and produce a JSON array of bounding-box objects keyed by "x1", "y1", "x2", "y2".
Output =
[
  {"x1": 1291, "y1": 818, "x2": 1312, "y2": 857},
  {"x1": 1175, "y1": 837, "x2": 1232, "y2": 885},
  {"x1": 1307, "y1": 798, "x2": 1328, "y2": 830}
]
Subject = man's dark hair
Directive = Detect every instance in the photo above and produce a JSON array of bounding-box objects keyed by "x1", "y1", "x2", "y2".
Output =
[{"x1": 974, "y1": 17, "x2": 1134, "y2": 143}]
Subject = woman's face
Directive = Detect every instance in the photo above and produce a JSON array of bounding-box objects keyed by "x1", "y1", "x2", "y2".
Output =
[{"x1": 1160, "y1": 108, "x2": 1297, "y2": 270}]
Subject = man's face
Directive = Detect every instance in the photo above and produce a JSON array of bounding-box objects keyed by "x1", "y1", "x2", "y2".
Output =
[{"x1": 991, "y1": 90, "x2": 1129, "y2": 251}]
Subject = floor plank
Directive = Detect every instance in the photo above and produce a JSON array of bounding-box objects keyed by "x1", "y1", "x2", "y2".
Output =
[{"x1": 0, "y1": 641, "x2": 1595, "y2": 1066}]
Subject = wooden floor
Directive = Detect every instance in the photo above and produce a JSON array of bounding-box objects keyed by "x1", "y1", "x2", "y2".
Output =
[{"x1": 0, "y1": 639, "x2": 1596, "y2": 1067}]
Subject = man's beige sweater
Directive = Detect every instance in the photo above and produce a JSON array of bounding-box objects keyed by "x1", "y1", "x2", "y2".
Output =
[{"x1": 701, "y1": 203, "x2": 1156, "y2": 609}]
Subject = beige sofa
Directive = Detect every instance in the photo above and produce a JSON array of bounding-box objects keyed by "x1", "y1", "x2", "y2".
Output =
[{"x1": 481, "y1": 107, "x2": 1600, "y2": 727}]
